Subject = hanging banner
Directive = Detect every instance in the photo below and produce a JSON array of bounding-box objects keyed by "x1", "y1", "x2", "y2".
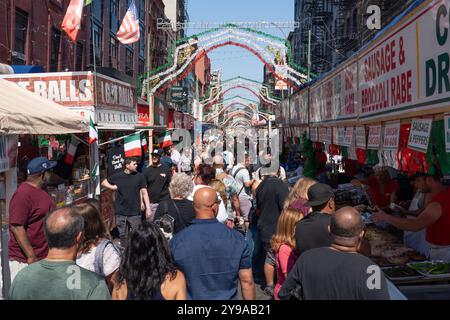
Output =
[
  {"x1": 367, "y1": 125, "x2": 382, "y2": 150},
  {"x1": 408, "y1": 118, "x2": 433, "y2": 153},
  {"x1": 355, "y1": 126, "x2": 367, "y2": 149},
  {"x1": 357, "y1": 0, "x2": 450, "y2": 121},
  {"x1": 310, "y1": 127, "x2": 318, "y2": 142},
  {"x1": 343, "y1": 127, "x2": 354, "y2": 147},
  {"x1": 325, "y1": 128, "x2": 332, "y2": 144},
  {"x1": 0, "y1": 135, "x2": 18, "y2": 173},
  {"x1": 337, "y1": 127, "x2": 345, "y2": 146},
  {"x1": 383, "y1": 121, "x2": 401, "y2": 150},
  {"x1": 445, "y1": 114, "x2": 450, "y2": 153}
]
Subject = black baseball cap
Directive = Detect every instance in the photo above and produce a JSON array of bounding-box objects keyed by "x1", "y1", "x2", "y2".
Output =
[
  {"x1": 27, "y1": 157, "x2": 57, "y2": 175},
  {"x1": 152, "y1": 149, "x2": 163, "y2": 156},
  {"x1": 306, "y1": 183, "x2": 334, "y2": 207}
]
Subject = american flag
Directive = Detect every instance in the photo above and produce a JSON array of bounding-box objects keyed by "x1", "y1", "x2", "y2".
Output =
[{"x1": 117, "y1": 1, "x2": 140, "y2": 44}]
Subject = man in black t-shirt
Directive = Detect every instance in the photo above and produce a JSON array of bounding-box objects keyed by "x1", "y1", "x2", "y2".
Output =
[
  {"x1": 295, "y1": 183, "x2": 335, "y2": 256},
  {"x1": 279, "y1": 207, "x2": 390, "y2": 300},
  {"x1": 143, "y1": 148, "x2": 172, "y2": 220},
  {"x1": 101, "y1": 157, "x2": 151, "y2": 246},
  {"x1": 255, "y1": 167, "x2": 289, "y2": 297}
]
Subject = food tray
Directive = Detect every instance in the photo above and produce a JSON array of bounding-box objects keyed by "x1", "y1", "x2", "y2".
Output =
[
  {"x1": 407, "y1": 261, "x2": 450, "y2": 279},
  {"x1": 381, "y1": 266, "x2": 423, "y2": 281}
]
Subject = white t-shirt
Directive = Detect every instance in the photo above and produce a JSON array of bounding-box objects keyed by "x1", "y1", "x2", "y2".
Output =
[
  {"x1": 171, "y1": 149, "x2": 181, "y2": 166},
  {"x1": 231, "y1": 164, "x2": 252, "y2": 199},
  {"x1": 188, "y1": 184, "x2": 228, "y2": 223},
  {"x1": 76, "y1": 242, "x2": 121, "y2": 277}
]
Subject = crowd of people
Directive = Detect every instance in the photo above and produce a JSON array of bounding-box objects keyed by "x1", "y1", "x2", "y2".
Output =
[{"x1": 5, "y1": 139, "x2": 450, "y2": 300}]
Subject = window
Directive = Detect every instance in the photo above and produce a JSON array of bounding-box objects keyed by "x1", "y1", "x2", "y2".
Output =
[
  {"x1": 110, "y1": 0, "x2": 120, "y2": 33},
  {"x1": 139, "y1": 0, "x2": 145, "y2": 22},
  {"x1": 92, "y1": 0, "x2": 104, "y2": 23},
  {"x1": 91, "y1": 23, "x2": 102, "y2": 66},
  {"x1": 50, "y1": 27, "x2": 61, "y2": 71},
  {"x1": 13, "y1": 8, "x2": 28, "y2": 64},
  {"x1": 110, "y1": 36, "x2": 118, "y2": 68},
  {"x1": 139, "y1": 28, "x2": 145, "y2": 58},
  {"x1": 352, "y1": 9, "x2": 358, "y2": 34},
  {"x1": 76, "y1": 42, "x2": 83, "y2": 71},
  {"x1": 126, "y1": 48, "x2": 133, "y2": 76}
]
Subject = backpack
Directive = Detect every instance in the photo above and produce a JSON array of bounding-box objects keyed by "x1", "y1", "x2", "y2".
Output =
[{"x1": 94, "y1": 239, "x2": 121, "y2": 277}]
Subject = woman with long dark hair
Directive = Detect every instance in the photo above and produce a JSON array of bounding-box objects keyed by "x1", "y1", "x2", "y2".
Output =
[
  {"x1": 75, "y1": 203, "x2": 120, "y2": 292},
  {"x1": 112, "y1": 223, "x2": 186, "y2": 300}
]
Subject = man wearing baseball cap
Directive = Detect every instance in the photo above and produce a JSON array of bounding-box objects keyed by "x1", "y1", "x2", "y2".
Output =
[
  {"x1": 8, "y1": 157, "x2": 57, "y2": 283},
  {"x1": 294, "y1": 183, "x2": 336, "y2": 256},
  {"x1": 143, "y1": 148, "x2": 172, "y2": 219}
]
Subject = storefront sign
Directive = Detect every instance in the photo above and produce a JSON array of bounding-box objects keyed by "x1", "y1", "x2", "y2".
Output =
[
  {"x1": 343, "y1": 127, "x2": 354, "y2": 147},
  {"x1": 445, "y1": 114, "x2": 450, "y2": 153},
  {"x1": 367, "y1": 125, "x2": 382, "y2": 150},
  {"x1": 358, "y1": 0, "x2": 450, "y2": 121},
  {"x1": 383, "y1": 122, "x2": 401, "y2": 150},
  {"x1": 408, "y1": 118, "x2": 433, "y2": 153},
  {"x1": 138, "y1": 104, "x2": 150, "y2": 126},
  {"x1": 1, "y1": 72, "x2": 138, "y2": 128},
  {"x1": 0, "y1": 135, "x2": 18, "y2": 173},
  {"x1": 355, "y1": 126, "x2": 367, "y2": 149},
  {"x1": 96, "y1": 109, "x2": 137, "y2": 130}
]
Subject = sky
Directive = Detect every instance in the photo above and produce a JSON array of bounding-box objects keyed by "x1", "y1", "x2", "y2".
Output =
[{"x1": 186, "y1": 0, "x2": 294, "y2": 102}]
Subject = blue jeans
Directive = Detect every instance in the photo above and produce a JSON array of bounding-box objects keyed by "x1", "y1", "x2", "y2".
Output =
[{"x1": 246, "y1": 224, "x2": 265, "y2": 284}]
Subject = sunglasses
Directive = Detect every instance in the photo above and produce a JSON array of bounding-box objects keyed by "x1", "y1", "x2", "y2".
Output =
[{"x1": 207, "y1": 198, "x2": 222, "y2": 207}]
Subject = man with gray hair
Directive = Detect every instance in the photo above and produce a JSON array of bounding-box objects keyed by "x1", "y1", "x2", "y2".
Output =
[
  {"x1": 279, "y1": 207, "x2": 389, "y2": 300},
  {"x1": 9, "y1": 206, "x2": 111, "y2": 300},
  {"x1": 154, "y1": 173, "x2": 196, "y2": 235}
]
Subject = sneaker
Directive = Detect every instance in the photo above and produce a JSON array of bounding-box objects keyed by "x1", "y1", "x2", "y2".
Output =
[{"x1": 263, "y1": 285, "x2": 274, "y2": 297}]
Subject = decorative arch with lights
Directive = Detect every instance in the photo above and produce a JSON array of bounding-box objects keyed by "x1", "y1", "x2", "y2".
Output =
[{"x1": 140, "y1": 24, "x2": 310, "y2": 100}]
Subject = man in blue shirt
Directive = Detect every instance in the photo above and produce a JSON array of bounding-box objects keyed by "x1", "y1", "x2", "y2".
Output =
[{"x1": 170, "y1": 187, "x2": 255, "y2": 300}]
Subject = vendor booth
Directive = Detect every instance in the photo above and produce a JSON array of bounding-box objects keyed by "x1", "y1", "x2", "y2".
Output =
[
  {"x1": 0, "y1": 78, "x2": 87, "y2": 299},
  {"x1": 0, "y1": 71, "x2": 139, "y2": 231}
]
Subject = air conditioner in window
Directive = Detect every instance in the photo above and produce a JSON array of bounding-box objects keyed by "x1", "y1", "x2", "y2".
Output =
[{"x1": 11, "y1": 51, "x2": 25, "y2": 60}]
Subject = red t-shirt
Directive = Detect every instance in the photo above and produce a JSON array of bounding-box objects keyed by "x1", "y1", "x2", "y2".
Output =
[
  {"x1": 8, "y1": 183, "x2": 55, "y2": 263},
  {"x1": 367, "y1": 176, "x2": 399, "y2": 208},
  {"x1": 426, "y1": 187, "x2": 450, "y2": 246}
]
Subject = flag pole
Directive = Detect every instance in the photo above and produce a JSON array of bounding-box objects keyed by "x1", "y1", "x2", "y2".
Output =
[
  {"x1": 147, "y1": 22, "x2": 154, "y2": 164},
  {"x1": 89, "y1": 3, "x2": 100, "y2": 198}
]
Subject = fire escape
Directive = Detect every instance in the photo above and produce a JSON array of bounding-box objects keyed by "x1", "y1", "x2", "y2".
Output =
[{"x1": 301, "y1": 0, "x2": 333, "y2": 75}]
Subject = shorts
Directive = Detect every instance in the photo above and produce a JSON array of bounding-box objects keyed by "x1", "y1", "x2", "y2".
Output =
[
  {"x1": 239, "y1": 195, "x2": 252, "y2": 221},
  {"x1": 264, "y1": 242, "x2": 276, "y2": 266}
]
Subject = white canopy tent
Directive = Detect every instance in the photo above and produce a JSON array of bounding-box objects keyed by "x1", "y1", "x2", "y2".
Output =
[
  {"x1": 0, "y1": 78, "x2": 87, "y2": 134},
  {"x1": 0, "y1": 77, "x2": 87, "y2": 299}
]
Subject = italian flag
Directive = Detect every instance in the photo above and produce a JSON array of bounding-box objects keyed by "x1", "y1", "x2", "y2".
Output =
[
  {"x1": 141, "y1": 134, "x2": 148, "y2": 153},
  {"x1": 159, "y1": 131, "x2": 173, "y2": 148},
  {"x1": 124, "y1": 133, "x2": 142, "y2": 157},
  {"x1": 88, "y1": 117, "x2": 98, "y2": 144},
  {"x1": 61, "y1": 0, "x2": 85, "y2": 42},
  {"x1": 64, "y1": 136, "x2": 80, "y2": 165}
]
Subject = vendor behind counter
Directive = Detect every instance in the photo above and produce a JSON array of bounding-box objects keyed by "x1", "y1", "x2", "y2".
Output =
[{"x1": 360, "y1": 165, "x2": 399, "y2": 209}]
